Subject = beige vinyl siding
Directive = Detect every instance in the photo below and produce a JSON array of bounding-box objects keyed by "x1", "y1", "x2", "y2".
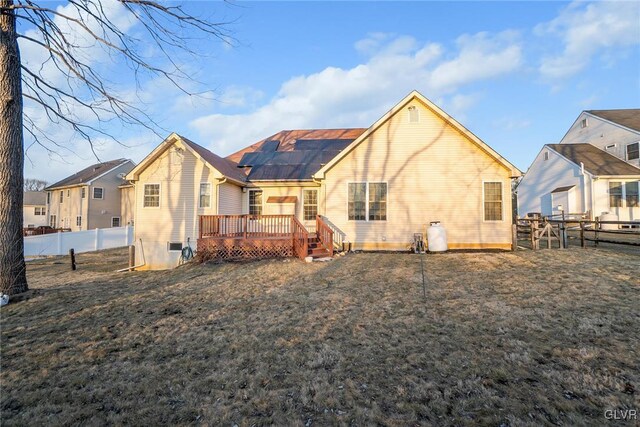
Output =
[
  {"x1": 134, "y1": 140, "x2": 218, "y2": 269},
  {"x1": 218, "y1": 182, "x2": 243, "y2": 214},
  {"x1": 47, "y1": 186, "x2": 88, "y2": 230},
  {"x1": 120, "y1": 186, "x2": 135, "y2": 225},
  {"x1": 240, "y1": 184, "x2": 322, "y2": 229},
  {"x1": 321, "y1": 98, "x2": 513, "y2": 250}
]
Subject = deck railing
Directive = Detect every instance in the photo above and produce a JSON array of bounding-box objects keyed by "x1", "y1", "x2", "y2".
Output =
[
  {"x1": 292, "y1": 216, "x2": 309, "y2": 259},
  {"x1": 199, "y1": 214, "x2": 293, "y2": 239},
  {"x1": 315, "y1": 215, "x2": 334, "y2": 257}
]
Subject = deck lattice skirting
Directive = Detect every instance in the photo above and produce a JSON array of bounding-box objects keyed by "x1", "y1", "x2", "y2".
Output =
[
  {"x1": 197, "y1": 237, "x2": 293, "y2": 260},
  {"x1": 197, "y1": 214, "x2": 331, "y2": 260}
]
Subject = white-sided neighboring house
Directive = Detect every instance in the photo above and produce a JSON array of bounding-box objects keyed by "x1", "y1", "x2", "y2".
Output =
[
  {"x1": 23, "y1": 191, "x2": 47, "y2": 228},
  {"x1": 45, "y1": 159, "x2": 136, "y2": 231},
  {"x1": 518, "y1": 109, "x2": 640, "y2": 220},
  {"x1": 128, "y1": 90, "x2": 522, "y2": 270}
]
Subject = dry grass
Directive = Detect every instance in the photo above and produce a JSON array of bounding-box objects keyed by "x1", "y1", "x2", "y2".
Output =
[{"x1": 1, "y1": 247, "x2": 639, "y2": 425}]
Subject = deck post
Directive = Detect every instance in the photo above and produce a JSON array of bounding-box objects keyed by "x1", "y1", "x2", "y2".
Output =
[{"x1": 243, "y1": 215, "x2": 248, "y2": 239}]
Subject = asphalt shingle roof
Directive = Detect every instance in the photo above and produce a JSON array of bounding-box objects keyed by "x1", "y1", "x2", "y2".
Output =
[
  {"x1": 23, "y1": 191, "x2": 46, "y2": 205},
  {"x1": 45, "y1": 159, "x2": 131, "y2": 190},
  {"x1": 548, "y1": 144, "x2": 640, "y2": 176},
  {"x1": 587, "y1": 109, "x2": 640, "y2": 132},
  {"x1": 179, "y1": 136, "x2": 247, "y2": 183}
]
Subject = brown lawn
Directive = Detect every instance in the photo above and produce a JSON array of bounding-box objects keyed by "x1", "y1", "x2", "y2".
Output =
[{"x1": 1, "y1": 247, "x2": 639, "y2": 426}]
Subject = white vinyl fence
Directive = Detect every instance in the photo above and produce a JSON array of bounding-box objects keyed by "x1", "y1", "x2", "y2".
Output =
[{"x1": 24, "y1": 226, "x2": 134, "y2": 256}]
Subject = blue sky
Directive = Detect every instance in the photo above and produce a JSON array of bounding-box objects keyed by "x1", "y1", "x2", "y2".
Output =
[{"x1": 20, "y1": 1, "x2": 640, "y2": 182}]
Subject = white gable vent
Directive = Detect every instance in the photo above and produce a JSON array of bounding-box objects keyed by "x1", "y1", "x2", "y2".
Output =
[{"x1": 408, "y1": 106, "x2": 419, "y2": 123}]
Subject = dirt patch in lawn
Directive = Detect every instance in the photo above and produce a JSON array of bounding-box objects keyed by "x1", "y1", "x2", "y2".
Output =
[{"x1": 1, "y1": 247, "x2": 639, "y2": 425}]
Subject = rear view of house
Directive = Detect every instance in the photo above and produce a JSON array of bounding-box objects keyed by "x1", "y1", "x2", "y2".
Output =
[
  {"x1": 45, "y1": 159, "x2": 136, "y2": 230},
  {"x1": 128, "y1": 91, "x2": 521, "y2": 269},
  {"x1": 518, "y1": 109, "x2": 640, "y2": 220}
]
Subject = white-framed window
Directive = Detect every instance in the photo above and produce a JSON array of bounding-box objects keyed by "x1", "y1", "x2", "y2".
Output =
[
  {"x1": 81, "y1": 187, "x2": 86, "y2": 198},
  {"x1": 543, "y1": 151, "x2": 549, "y2": 161},
  {"x1": 610, "y1": 181, "x2": 640, "y2": 208},
  {"x1": 408, "y1": 105, "x2": 419, "y2": 123},
  {"x1": 46, "y1": 192, "x2": 50, "y2": 204},
  {"x1": 580, "y1": 118, "x2": 588, "y2": 128},
  {"x1": 92, "y1": 187, "x2": 104, "y2": 199},
  {"x1": 199, "y1": 183, "x2": 211, "y2": 208},
  {"x1": 66, "y1": 189, "x2": 70, "y2": 197},
  {"x1": 609, "y1": 182, "x2": 623, "y2": 208},
  {"x1": 626, "y1": 182, "x2": 639, "y2": 207},
  {"x1": 348, "y1": 182, "x2": 387, "y2": 221},
  {"x1": 483, "y1": 181, "x2": 503, "y2": 221},
  {"x1": 303, "y1": 189, "x2": 318, "y2": 221},
  {"x1": 59, "y1": 191, "x2": 64, "y2": 203},
  {"x1": 49, "y1": 214, "x2": 57, "y2": 228},
  {"x1": 34, "y1": 207, "x2": 45, "y2": 216},
  {"x1": 143, "y1": 184, "x2": 160, "y2": 208},
  {"x1": 111, "y1": 217, "x2": 121, "y2": 227},
  {"x1": 626, "y1": 142, "x2": 639, "y2": 161},
  {"x1": 76, "y1": 216, "x2": 82, "y2": 227},
  {"x1": 249, "y1": 190, "x2": 262, "y2": 215},
  {"x1": 348, "y1": 183, "x2": 367, "y2": 221},
  {"x1": 368, "y1": 183, "x2": 387, "y2": 221}
]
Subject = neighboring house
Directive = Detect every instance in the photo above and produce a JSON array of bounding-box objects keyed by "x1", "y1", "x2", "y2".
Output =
[
  {"x1": 45, "y1": 159, "x2": 136, "y2": 230},
  {"x1": 127, "y1": 91, "x2": 521, "y2": 269},
  {"x1": 23, "y1": 191, "x2": 47, "y2": 228},
  {"x1": 518, "y1": 109, "x2": 640, "y2": 220}
]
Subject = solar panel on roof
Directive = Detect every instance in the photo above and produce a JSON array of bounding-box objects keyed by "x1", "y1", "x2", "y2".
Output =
[
  {"x1": 294, "y1": 139, "x2": 353, "y2": 151},
  {"x1": 259, "y1": 140, "x2": 280, "y2": 152}
]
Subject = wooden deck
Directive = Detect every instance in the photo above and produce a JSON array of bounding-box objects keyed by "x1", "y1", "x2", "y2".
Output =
[{"x1": 197, "y1": 214, "x2": 334, "y2": 261}]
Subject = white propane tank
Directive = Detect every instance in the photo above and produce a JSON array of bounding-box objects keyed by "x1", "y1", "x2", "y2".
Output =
[
  {"x1": 427, "y1": 221, "x2": 448, "y2": 252},
  {"x1": 599, "y1": 212, "x2": 619, "y2": 230}
]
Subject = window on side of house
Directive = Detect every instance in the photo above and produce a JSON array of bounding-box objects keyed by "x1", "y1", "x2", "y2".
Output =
[
  {"x1": 81, "y1": 187, "x2": 86, "y2": 198},
  {"x1": 34, "y1": 207, "x2": 43, "y2": 215},
  {"x1": 92, "y1": 187, "x2": 104, "y2": 199},
  {"x1": 627, "y1": 142, "x2": 639, "y2": 161},
  {"x1": 368, "y1": 183, "x2": 387, "y2": 221},
  {"x1": 249, "y1": 190, "x2": 263, "y2": 215},
  {"x1": 580, "y1": 118, "x2": 588, "y2": 128},
  {"x1": 625, "y1": 181, "x2": 639, "y2": 208},
  {"x1": 46, "y1": 192, "x2": 50, "y2": 204},
  {"x1": 111, "y1": 217, "x2": 121, "y2": 227},
  {"x1": 67, "y1": 189, "x2": 70, "y2": 197},
  {"x1": 76, "y1": 216, "x2": 82, "y2": 227},
  {"x1": 348, "y1": 183, "x2": 367, "y2": 221},
  {"x1": 609, "y1": 182, "x2": 623, "y2": 208},
  {"x1": 59, "y1": 191, "x2": 64, "y2": 203},
  {"x1": 543, "y1": 151, "x2": 549, "y2": 161},
  {"x1": 408, "y1": 106, "x2": 419, "y2": 123},
  {"x1": 303, "y1": 189, "x2": 318, "y2": 221},
  {"x1": 49, "y1": 215, "x2": 57, "y2": 228},
  {"x1": 143, "y1": 184, "x2": 160, "y2": 207},
  {"x1": 199, "y1": 183, "x2": 211, "y2": 208},
  {"x1": 483, "y1": 182, "x2": 503, "y2": 221}
]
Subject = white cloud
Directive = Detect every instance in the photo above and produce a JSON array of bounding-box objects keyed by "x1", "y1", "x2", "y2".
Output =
[
  {"x1": 536, "y1": 1, "x2": 640, "y2": 79},
  {"x1": 190, "y1": 31, "x2": 522, "y2": 154}
]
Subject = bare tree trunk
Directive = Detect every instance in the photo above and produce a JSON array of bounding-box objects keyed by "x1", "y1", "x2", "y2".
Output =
[{"x1": 0, "y1": 0, "x2": 27, "y2": 295}]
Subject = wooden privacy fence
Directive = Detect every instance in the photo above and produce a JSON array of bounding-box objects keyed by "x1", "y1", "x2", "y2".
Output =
[
  {"x1": 516, "y1": 217, "x2": 640, "y2": 249},
  {"x1": 198, "y1": 214, "x2": 335, "y2": 260}
]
